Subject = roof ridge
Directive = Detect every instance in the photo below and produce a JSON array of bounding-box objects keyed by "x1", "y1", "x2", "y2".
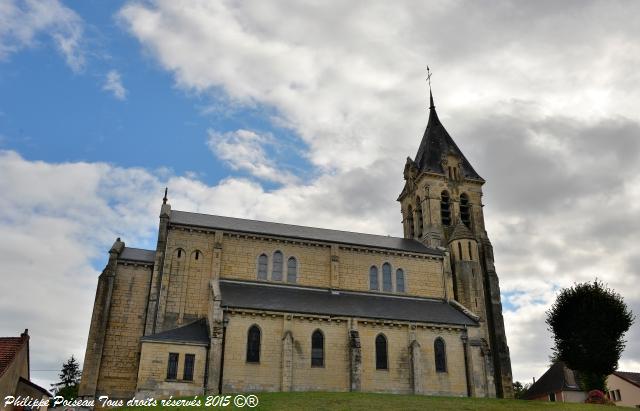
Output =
[
  {"x1": 170, "y1": 210, "x2": 443, "y2": 256},
  {"x1": 122, "y1": 246, "x2": 154, "y2": 252},
  {"x1": 219, "y1": 279, "x2": 446, "y2": 303},
  {"x1": 171, "y1": 210, "x2": 409, "y2": 240}
]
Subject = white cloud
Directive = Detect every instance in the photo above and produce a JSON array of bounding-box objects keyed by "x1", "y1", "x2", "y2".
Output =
[
  {"x1": 102, "y1": 69, "x2": 127, "y2": 100},
  {"x1": 207, "y1": 129, "x2": 296, "y2": 185},
  {"x1": 0, "y1": 0, "x2": 85, "y2": 72}
]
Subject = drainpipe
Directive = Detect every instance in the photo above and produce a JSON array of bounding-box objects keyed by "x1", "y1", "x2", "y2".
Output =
[
  {"x1": 218, "y1": 316, "x2": 229, "y2": 394},
  {"x1": 462, "y1": 326, "x2": 472, "y2": 397}
]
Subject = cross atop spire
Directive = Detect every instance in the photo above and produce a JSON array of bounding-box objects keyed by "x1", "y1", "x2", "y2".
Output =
[{"x1": 426, "y1": 66, "x2": 435, "y2": 109}]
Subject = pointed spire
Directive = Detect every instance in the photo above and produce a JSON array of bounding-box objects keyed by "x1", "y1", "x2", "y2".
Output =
[
  {"x1": 412, "y1": 69, "x2": 484, "y2": 182},
  {"x1": 163, "y1": 187, "x2": 168, "y2": 204}
]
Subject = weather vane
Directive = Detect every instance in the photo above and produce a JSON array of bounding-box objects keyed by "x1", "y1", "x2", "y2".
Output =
[{"x1": 426, "y1": 66, "x2": 434, "y2": 109}]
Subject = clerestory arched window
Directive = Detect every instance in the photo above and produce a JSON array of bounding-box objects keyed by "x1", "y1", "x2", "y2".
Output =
[
  {"x1": 382, "y1": 262, "x2": 392, "y2": 292},
  {"x1": 369, "y1": 266, "x2": 379, "y2": 291},
  {"x1": 396, "y1": 269, "x2": 405, "y2": 293},
  {"x1": 257, "y1": 254, "x2": 268, "y2": 280},
  {"x1": 272, "y1": 251, "x2": 283, "y2": 281},
  {"x1": 287, "y1": 257, "x2": 297, "y2": 283}
]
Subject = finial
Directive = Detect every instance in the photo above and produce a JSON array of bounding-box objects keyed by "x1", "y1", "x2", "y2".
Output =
[
  {"x1": 426, "y1": 66, "x2": 435, "y2": 109},
  {"x1": 163, "y1": 187, "x2": 168, "y2": 204}
]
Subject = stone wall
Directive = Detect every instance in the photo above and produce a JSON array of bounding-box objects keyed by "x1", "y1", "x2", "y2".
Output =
[{"x1": 220, "y1": 310, "x2": 470, "y2": 395}]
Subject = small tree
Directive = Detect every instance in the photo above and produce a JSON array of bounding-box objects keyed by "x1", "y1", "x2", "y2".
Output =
[
  {"x1": 513, "y1": 381, "x2": 531, "y2": 399},
  {"x1": 546, "y1": 280, "x2": 634, "y2": 391},
  {"x1": 51, "y1": 355, "x2": 82, "y2": 400}
]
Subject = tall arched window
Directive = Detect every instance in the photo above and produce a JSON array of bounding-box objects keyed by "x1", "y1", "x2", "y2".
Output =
[
  {"x1": 406, "y1": 205, "x2": 414, "y2": 238},
  {"x1": 311, "y1": 329, "x2": 324, "y2": 367},
  {"x1": 415, "y1": 197, "x2": 423, "y2": 238},
  {"x1": 369, "y1": 266, "x2": 379, "y2": 291},
  {"x1": 440, "y1": 191, "x2": 451, "y2": 226},
  {"x1": 272, "y1": 251, "x2": 283, "y2": 281},
  {"x1": 257, "y1": 254, "x2": 268, "y2": 280},
  {"x1": 460, "y1": 193, "x2": 471, "y2": 228},
  {"x1": 382, "y1": 263, "x2": 392, "y2": 292},
  {"x1": 434, "y1": 337, "x2": 447, "y2": 372},
  {"x1": 396, "y1": 269, "x2": 405, "y2": 293},
  {"x1": 246, "y1": 325, "x2": 261, "y2": 363},
  {"x1": 287, "y1": 257, "x2": 297, "y2": 283},
  {"x1": 376, "y1": 334, "x2": 388, "y2": 370}
]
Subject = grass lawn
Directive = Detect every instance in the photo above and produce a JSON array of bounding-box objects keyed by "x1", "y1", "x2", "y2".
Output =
[{"x1": 118, "y1": 392, "x2": 623, "y2": 410}]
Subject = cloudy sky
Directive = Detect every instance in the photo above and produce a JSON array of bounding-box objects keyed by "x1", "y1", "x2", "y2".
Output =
[{"x1": 1, "y1": 0, "x2": 639, "y2": 391}]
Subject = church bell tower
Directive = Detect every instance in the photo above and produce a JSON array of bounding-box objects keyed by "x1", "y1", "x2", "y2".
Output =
[{"x1": 397, "y1": 74, "x2": 514, "y2": 398}]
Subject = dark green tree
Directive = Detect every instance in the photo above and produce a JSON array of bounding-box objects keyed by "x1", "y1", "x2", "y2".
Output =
[
  {"x1": 513, "y1": 381, "x2": 531, "y2": 399},
  {"x1": 51, "y1": 355, "x2": 82, "y2": 400},
  {"x1": 546, "y1": 280, "x2": 634, "y2": 391}
]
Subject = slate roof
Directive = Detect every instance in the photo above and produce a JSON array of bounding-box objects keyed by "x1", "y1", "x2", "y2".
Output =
[
  {"x1": 613, "y1": 371, "x2": 640, "y2": 388},
  {"x1": 413, "y1": 92, "x2": 483, "y2": 181},
  {"x1": 0, "y1": 335, "x2": 28, "y2": 378},
  {"x1": 170, "y1": 210, "x2": 442, "y2": 256},
  {"x1": 220, "y1": 280, "x2": 477, "y2": 325},
  {"x1": 522, "y1": 361, "x2": 582, "y2": 400},
  {"x1": 448, "y1": 220, "x2": 475, "y2": 242},
  {"x1": 119, "y1": 247, "x2": 155, "y2": 263},
  {"x1": 141, "y1": 318, "x2": 209, "y2": 345}
]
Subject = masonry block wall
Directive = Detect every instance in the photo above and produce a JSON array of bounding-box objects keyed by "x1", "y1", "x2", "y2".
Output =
[
  {"x1": 96, "y1": 263, "x2": 151, "y2": 399},
  {"x1": 219, "y1": 311, "x2": 473, "y2": 395}
]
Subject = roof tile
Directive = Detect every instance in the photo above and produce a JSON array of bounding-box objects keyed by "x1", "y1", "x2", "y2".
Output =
[{"x1": 0, "y1": 335, "x2": 27, "y2": 378}]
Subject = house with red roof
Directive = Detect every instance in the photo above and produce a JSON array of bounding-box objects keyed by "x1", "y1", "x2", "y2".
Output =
[{"x1": 0, "y1": 329, "x2": 51, "y2": 410}]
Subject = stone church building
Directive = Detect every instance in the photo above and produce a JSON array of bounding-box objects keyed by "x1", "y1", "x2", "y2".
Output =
[{"x1": 78, "y1": 92, "x2": 513, "y2": 400}]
